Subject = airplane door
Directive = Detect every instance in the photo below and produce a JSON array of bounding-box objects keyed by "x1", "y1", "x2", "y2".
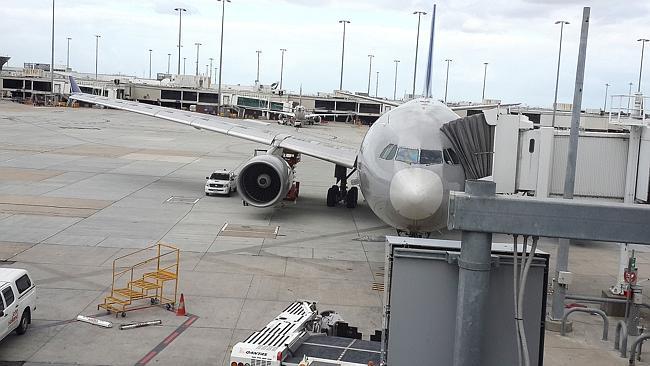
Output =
[{"x1": 0, "y1": 286, "x2": 11, "y2": 339}]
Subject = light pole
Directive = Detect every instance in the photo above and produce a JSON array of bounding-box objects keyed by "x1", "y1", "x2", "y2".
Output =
[
  {"x1": 481, "y1": 62, "x2": 488, "y2": 102},
  {"x1": 338, "y1": 20, "x2": 350, "y2": 91},
  {"x1": 603, "y1": 83, "x2": 610, "y2": 112},
  {"x1": 194, "y1": 42, "x2": 201, "y2": 76},
  {"x1": 367, "y1": 54, "x2": 374, "y2": 95},
  {"x1": 167, "y1": 53, "x2": 171, "y2": 74},
  {"x1": 174, "y1": 8, "x2": 186, "y2": 75},
  {"x1": 66, "y1": 37, "x2": 71, "y2": 71},
  {"x1": 444, "y1": 59, "x2": 452, "y2": 104},
  {"x1": 183, "y1": 57, "x2": 186, "y2": 74},
  {"x1": 412, "y1": 11, "x2": 426, "y2": 97},
  {"x1": 551, "y1": 20, "x2": 569, "y2": 127},
  {"x1": 393, "y1": 59, "x2": 400, "y2": 100},
  {"x1": 205, "y1": 64, "x2": 209, "y2": 76},
  {"x1": 148, "y1": 49, "x2": 152, "y2": 79},
  {"x1": 255, "y1": 50, "x2": 261, "y2": 83},
  {"x1": 279, "y1": 48, "x2": 287, "y2": 90},
  {"x1": 94, "y1": 34, "x2": 101, "y2": 81},
  {"x1": 50, "y1": 0, "x2": 55, "y2": 98},
  {"x1": 375, "y1": 71, "x2": 379, "y2": 97},
  {"x1": 217, "y1": 0, "x2": 231, "y2": 115},
  {"x1": 637, "y1": 38, "x2": 649, "y2": 92},
  {"x1": 209, "y1": 58, "x2": 214, "y2": 80}
]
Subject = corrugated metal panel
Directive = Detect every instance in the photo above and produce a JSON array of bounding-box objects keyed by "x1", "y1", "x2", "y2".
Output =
[{"x1": 550, "y1": 132, "x2": 628, "y2": 199}]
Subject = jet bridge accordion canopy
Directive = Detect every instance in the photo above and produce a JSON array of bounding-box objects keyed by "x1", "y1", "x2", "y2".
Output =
[{"x1": 441, "y1": 113, "x2": 495, "y2": 180}]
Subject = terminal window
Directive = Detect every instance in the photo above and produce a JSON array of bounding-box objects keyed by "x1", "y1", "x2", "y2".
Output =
[
  {"x1": 337, "y1": 101, "x2": 356, "y2": 111},
  {"x1": 33, "y1": 81, "x2": 51, "y2": 92},
  {"x1": 182, "y1": 91, "x2": 198, "y2": 101},
  {"x1": 3, "y1": 79, "x2": 22, "y2": 89},
  {"x1": 161, "y1": 90, "x2": 181, "y2": 100},
  {"x1": 199, "y1": 93, "x2": 219, "y2": 103},
  {"x1": 315, "y1": 100, "x2": 335, "y2": 110}
]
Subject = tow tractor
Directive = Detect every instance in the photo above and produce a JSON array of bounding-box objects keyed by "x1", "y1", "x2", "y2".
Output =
[{"x1": 229, "y1": 300, "x2": 380, "y2": 366}]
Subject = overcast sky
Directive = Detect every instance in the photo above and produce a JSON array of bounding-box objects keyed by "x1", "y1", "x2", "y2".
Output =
[{"x1": 1, "y1": 0, "x2": 649, "y2": 108}]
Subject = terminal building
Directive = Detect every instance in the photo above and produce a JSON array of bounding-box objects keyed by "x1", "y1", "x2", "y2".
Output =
[
  {"x1": 0, "y1": 58, "x2": 626, "y2": 128},
  {"x1": 0, "y1": 61, "x2": 397, "y2": 124}
]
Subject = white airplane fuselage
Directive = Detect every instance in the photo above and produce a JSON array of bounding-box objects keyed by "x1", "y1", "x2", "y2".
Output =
[{"x1": 357, "y1": 98, "x2": 465, "y2": 234}]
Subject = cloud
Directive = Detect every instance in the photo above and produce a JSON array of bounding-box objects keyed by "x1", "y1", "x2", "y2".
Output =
[{"x1": 1, "y1": 0, "x2": 647, "y2": 107}]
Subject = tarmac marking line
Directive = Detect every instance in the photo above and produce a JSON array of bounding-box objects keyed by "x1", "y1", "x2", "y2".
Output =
[
  {"x1": 135, "y1": 314, "x2": 199, "y2": 366},
  {"x1": 137, "y1": 351, "x2": 157, "y2": 365},
  {"x1": 162, "y1": 331, "x2": 179, "y2": 344}
]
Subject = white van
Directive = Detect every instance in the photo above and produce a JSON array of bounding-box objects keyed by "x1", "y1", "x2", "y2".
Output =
[{"x1": 0, "y1": 268, "x2": 35, "y2": 340}]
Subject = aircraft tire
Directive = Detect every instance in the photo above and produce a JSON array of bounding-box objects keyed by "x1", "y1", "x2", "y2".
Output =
[
  {"x1": 326, "y1": 186, "x2": 338, "y2": 207},
  {"x1": 346, "y1": 187, "x2": 358, "y2": 208}
]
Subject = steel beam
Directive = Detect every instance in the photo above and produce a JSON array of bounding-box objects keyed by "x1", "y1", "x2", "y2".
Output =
[
  {"x1": 452, "y1": 180, "x2": 495, "y2": 366},
  {"x1": 448, "y1": 192, "x2": 650, "y2": 245}
]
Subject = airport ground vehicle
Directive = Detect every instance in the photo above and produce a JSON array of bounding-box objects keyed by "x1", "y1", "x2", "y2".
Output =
[
  {"x1": 205, "y1": 170, "x2": 237, "y2": 196},
  {"x1": 229, "y1": 300, "x2": 379, "y2": 366},
  {"x1": 0, "y1": 269, "x2": 36, "y2": 340}
]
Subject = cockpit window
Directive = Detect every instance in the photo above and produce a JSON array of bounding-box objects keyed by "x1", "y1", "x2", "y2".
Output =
[
  {"x1": 420, "y1": 149, "x2": 443, "y2": 165},
  {"x1": 395, "y1": 147, "x2": 420, "y2": 164},
  {"x1": 443, "y1": 148, "x2": 461, "y2": 165},
  {"x1": 380, "y1": 144, "x2": 398, "y2": 160}
]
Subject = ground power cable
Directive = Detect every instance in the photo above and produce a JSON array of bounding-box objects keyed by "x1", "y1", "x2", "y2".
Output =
[
  {"x1": 512, "y1": 234, "x2": 523, "y2": 366},
  {"x1": 520, "y1": 236, "x2": 539, "y2": 366}
]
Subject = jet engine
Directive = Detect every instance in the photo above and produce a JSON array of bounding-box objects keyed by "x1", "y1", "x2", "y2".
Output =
[{"x1": 237, "y1": 154, "x2": 294, "y2": 207}]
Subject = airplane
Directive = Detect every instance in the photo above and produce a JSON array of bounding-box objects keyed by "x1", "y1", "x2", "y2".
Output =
[
  {"x1": 67, "y1": 13, "x2": 502, "y2": 236},
  {"x1": 274, "y1": 105, "x2": 356, "y2": 127}
]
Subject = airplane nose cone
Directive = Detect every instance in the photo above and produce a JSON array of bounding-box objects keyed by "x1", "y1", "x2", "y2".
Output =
[{"x1": 389, "y1": 168, "x2": 443, "y2": 220}]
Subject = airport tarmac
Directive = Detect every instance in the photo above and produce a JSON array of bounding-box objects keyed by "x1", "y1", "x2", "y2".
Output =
[{"x1": 0, "y1": 100, "x2": 648, "y2": 365}]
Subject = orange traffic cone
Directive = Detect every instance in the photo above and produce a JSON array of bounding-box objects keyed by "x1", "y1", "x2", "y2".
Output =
[{"x1": 176, "y1": 294, "x2": 186, "y2": 316}]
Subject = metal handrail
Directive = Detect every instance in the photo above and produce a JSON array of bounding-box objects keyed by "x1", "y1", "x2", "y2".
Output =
[
  {"x1": 113, "y1": 250, "x2": 177, "y2": 278},
  {"x1": 608, "y1": 94, "x2": 647, "y2": 126},
  {"x1": 110, "y1": 243, "x2": 180, "y2": 294},
  {"x1": 629, "y1": 332, "x2": 650, "y2": 365},
  {"x1": 615, "y1": 320, "x2": 628, "y2": 358},
  {"x1": 561, "y1": 307, "x2": 609, "y2": 340}
]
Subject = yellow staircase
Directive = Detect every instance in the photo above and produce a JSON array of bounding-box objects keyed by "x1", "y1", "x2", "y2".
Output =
[{"x1": 99, "y1": 243, "x2": 180, "y2": 317}]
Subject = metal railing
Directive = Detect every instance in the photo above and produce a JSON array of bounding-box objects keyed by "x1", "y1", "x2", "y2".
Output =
[
  {"x1": 561, "y1": 307, "x2": 608, "y2": 340},
  {"x1": 608, "y1": 94, "x2": 647, "y2": 126},
  {"x1": 109, "y1": 242, "x2": 180, "y2": 303}
]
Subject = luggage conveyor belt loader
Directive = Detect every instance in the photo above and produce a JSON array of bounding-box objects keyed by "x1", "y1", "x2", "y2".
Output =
[{"x1": 229, "y1": 300, "x2": 381, "y2": 366}]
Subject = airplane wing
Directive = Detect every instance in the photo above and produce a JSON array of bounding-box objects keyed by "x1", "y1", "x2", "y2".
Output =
[
  {"x1": 270, "y1": 110, "x2": 295, "y2": 117},
  {"x1": 305, "y1": 112, "x2": 356, "y2": 118},
  {"x1": 450, "y1": 103, "x2": 520, "y2": 111},
  {"x1": 67, "y1": 80, "x2": 357, "y2": 169}
]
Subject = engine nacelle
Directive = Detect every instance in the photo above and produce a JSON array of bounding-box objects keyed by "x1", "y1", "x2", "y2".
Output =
[{"x1": 237, "y1": 154, "x2": 293, "y2": 207}]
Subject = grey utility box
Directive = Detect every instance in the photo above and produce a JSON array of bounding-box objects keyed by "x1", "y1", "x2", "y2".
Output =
[{"x1": 382, "y1": 236, "x2": 549, "y2": 365}]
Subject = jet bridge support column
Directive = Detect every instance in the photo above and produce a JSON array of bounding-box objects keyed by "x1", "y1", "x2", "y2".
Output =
[
  {"x1": 452, "y1": 180, "x2": 495, "y2": 366},
  {"x1": 447, "y1": 184, "x2": 650, "y2": 366}
]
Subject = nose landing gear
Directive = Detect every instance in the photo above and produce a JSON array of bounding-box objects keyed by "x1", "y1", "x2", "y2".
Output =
[{"x1": 326, "y1": 165, "x2": 358, "y2": 208}]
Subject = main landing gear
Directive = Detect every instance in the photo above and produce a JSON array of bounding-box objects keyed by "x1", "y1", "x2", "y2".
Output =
[{"x1": 327, "y1": 165, "x2": 358, "y2": 208}]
